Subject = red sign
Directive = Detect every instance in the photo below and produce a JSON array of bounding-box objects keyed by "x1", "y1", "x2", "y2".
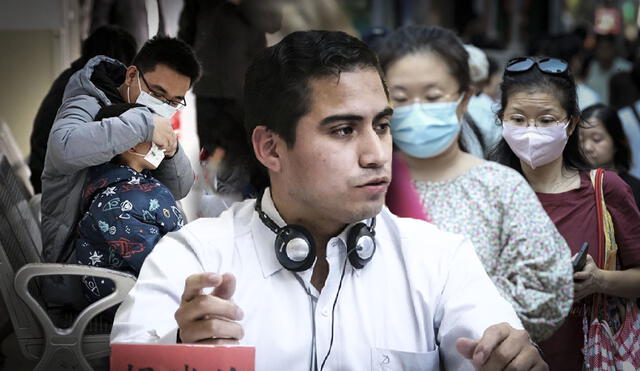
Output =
[
  {"x1": 595, "y1": 7, "x2": 622, "y2": 35},
  {"x1": 110, "y1": 343, "x2": 255, "y2": 371}
]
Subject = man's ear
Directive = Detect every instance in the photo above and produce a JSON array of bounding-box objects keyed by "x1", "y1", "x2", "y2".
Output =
[
  {"x1": 252, "y1": 125, "x2": 282, "y2": 172},
  {"x1": 124, "y1": 65, "x2": 138, "y2": 87}
]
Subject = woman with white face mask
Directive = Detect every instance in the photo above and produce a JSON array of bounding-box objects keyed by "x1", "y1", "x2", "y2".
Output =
[
  {"x1": 490, "y1": 57, "x2": 640, "y2": 369},
  {"x1": 377, "y1": 25, "x2": 573, "y2": 342}
]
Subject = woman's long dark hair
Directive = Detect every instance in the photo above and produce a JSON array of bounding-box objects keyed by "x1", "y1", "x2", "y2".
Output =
[
  {"x1": 488, "y1": 61, "x2": 591, "y2": 175},
  {"x1": 581, "y1": 103, "x2": 633, "y2": 172}
]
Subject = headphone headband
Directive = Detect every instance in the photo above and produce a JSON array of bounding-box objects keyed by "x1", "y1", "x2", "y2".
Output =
[{"x1": 255, "y1": 192, "x2": 281, "y2": 234}]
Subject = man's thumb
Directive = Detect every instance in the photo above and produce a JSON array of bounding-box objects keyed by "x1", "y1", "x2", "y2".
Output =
[{"x1": 455, "y1": 337, "x2": 478, "y2": 360}]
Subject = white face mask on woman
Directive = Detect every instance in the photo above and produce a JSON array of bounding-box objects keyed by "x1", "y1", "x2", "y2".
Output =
[{"x1": 501, "y1": 122, "x2": 569, "y2": 169}]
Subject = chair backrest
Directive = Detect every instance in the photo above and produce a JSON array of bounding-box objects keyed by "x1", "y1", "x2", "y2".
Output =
[
  {"x1": 0, "y1": 155, "x2": 46, "y2": 340},
  {"x1": 0, "y1": 121, "x2": 34, "y2": 196},
  {"x1": 0, "y1": 155, "x2": 42, "y2": 259}
]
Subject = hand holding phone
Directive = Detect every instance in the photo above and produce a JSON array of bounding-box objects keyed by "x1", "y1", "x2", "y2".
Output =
[{"x1": 572, "y1": 242, "x2": 589, "y2": 273}]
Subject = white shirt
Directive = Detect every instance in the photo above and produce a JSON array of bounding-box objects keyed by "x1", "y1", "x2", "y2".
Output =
[
  {"x1": 576, "y1": 83, "x2": 602, "y2": 110},
  {"x1": 617, "y1": 102, "x2": 640, "y2": 178},
  {"x1": 111, "y1": 190, "x2": 522, "y2": 370}
]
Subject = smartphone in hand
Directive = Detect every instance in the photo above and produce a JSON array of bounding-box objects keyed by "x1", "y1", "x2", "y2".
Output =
[{"x1": 572, "y1": 242, "x2": 589, "y2": 273}]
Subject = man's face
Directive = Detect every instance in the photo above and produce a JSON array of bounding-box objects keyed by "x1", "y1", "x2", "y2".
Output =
[
  {"x1": 125, "y1": 63, "x2": 190, "y2": 107},
  {"x1": 274, "y1": 68, "x2": 393, "y2": 226}
]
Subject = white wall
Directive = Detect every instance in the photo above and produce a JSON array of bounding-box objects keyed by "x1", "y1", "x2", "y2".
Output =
[{"x1": 0, "y1": 0, "x2": 80, "y2": 160}]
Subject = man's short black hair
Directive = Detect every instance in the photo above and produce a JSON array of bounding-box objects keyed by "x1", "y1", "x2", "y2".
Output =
[
  {"x1": 244, "y1": 30, "x2": 387, "y2": 147},
  {"x1": 132, "y1": 35, "x2": 201, "y2": 87}
]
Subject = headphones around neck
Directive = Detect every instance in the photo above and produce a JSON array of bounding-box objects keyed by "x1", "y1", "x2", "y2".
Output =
[{"x1": 255, "y1": 191, "x2": 377, "y2": 272}]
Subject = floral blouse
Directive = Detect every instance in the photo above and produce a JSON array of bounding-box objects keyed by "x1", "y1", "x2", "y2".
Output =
[{"x1": 413, "y1": 161, "x2": 573, "y2": 341}]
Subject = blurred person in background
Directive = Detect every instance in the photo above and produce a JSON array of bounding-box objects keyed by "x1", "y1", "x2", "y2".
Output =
[
  {"x1": 379, "y1": 25, "x2": 573, "y2": 342},
  {"x1": 482, "y1": 56, "x2": 502, "y2": 102},
  {"x1": 609, "y1": 62, "x2": 640, "y2": 179},
  {"x1": 586, "y1": 33, "x2": 632, "y2": 104},
  {"x1": 542, "y1": 32, "x2": 601, "y2": 110},
  {"x1": 178, "y1": 0, "x2": 282, "y2": 164},
  {"x1": 465, "y1": 44, "x2": 502, "y2": 149},
  {"x1": 90, "y1": 0, "x2": 165, "y2": 49},
  {"x1": 580, "y1": 103, "x2": 640, "y2": 210},
  {"x1": 28, "y1": 25, "x2": 137, "y2": 194},
  {"x1": 266, "y1": 0, "x2": 358, "y2": 45}
]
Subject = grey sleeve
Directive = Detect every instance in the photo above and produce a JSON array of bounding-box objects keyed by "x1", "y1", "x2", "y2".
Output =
[
  {"x1": 152, "y1": 144, "x2": 195, "y2": 200},
  {"x1": 46, "y1": 95, "x2": 154, "y2": 175}
]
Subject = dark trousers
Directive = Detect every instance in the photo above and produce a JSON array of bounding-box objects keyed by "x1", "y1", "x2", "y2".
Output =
[{"x1": 195, "y1": 96, "x2": 246, "y2": 153}]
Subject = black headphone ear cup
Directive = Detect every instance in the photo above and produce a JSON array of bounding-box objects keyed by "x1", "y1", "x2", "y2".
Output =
[
  {"x1": 274, "y1": 225, "x2": 316, "y2": 272},
  {"x1": 346, "y1": 223, "x2": 376, "y2": 269}
]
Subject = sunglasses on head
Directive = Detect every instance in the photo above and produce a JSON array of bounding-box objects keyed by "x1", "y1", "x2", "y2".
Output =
[{"x1": 505, "y1": 57, "x2": 569, "y2": 75}]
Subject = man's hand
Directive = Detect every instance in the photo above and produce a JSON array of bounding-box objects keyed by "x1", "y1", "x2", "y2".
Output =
[
  {"x1": 573, "y1": 254, "x2": 603, "y2": 301},
  {"x1": 455, "y1": 323, "x2": 548, "y2": 370},
  {"x1": 152, "y1": 116, "x2": 177, "y2": 157},
  {"x1": 174, "y1": 273, "x2": 244, "y2": 344}
]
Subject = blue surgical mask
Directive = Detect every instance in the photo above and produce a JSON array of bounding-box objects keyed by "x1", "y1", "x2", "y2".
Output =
[{"x1": 390, "y1": 100, "x2": 462, "y2": 158}]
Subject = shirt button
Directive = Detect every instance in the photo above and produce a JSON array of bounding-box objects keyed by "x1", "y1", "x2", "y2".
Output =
[{"x1": 322, "y1": 308, "x2": 330, "y2": 316}]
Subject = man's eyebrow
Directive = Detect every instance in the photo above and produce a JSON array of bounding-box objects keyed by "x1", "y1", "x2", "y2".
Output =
[
  {"x1": 375, "y1": 107, "x2": 394, "y2": 120},
  {"x1": 149, "y1": 83, "x2": 168, "y2": 95},
  {"x1": 319, "y1": 107, "x2": 394, "y2": 126},
  {"x1": 150, "y1": 83, "x2": 184, "y2": 100},
  {"x1": 319, "y1": 114, "x2": 364, "y2": 126}
]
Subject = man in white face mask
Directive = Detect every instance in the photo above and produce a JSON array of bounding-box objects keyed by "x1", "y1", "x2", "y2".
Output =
[{"x1": 41, "y1": 35, "x2": 201, "y2": 307}]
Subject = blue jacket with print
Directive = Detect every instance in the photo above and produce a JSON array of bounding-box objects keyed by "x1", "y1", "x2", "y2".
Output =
[{"x1": 75, "y1": 162, "x2": 184, "y2": 302}]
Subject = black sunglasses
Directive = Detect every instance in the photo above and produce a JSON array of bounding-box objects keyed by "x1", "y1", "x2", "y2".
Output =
[{"x1": 505, "y1": 57, "x2": 569, "y2": 75}]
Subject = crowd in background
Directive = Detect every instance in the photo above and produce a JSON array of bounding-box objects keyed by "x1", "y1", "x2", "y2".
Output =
[{"x1": 1, "y1": 0, "x2": 640, "y2": 369}]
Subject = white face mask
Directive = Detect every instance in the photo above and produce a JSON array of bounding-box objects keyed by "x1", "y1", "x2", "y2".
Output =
[
  {"x1": 132, "y1": 142, "x2": 166, "y2": 168},
  {"x1": 128, "y1": 72, "x2": 179, "y2": 119},
  {"x1": 501, "y1": 122, "x2": 569, "y2": 169}
]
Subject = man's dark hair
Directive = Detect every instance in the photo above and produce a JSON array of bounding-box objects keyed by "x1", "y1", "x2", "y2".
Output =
[
  {"x1": 82, "y1": 25, "x2": 138, "y2": 66},
  {"x1": 377, "y1": 25, "x2": 471, "y2": 94},
  {"x1": 132, "y1": 35, "x2": 201, "y2": 86},
  {"x1": 244, "y1": 30, "x2": 387, "y2": 147},
  {"x1": 488, "y1": 60, "x2": 590, "y2": 174},
  {"x1": 581, "y1": 103, "x2": 632, "y2": 172}
]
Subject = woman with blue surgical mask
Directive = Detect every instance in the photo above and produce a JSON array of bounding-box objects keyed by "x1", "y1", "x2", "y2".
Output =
[
  {"x1": 490, "y1": 57, "x2": 640, "y2": 369},
  {"x1": 377, "y1": 25, "x2": 574, "y2": 342}
]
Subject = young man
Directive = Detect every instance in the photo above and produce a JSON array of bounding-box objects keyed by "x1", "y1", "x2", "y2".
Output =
[
  {"x1": 111, "y1": 31, "x2": 548, "y2": 370},
  {"x1": 75, "y1": 103, "x2": 184, "y2": 305},
  {"x1": 41, "y1": 36, "x2": 199, "y2": 271}
]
